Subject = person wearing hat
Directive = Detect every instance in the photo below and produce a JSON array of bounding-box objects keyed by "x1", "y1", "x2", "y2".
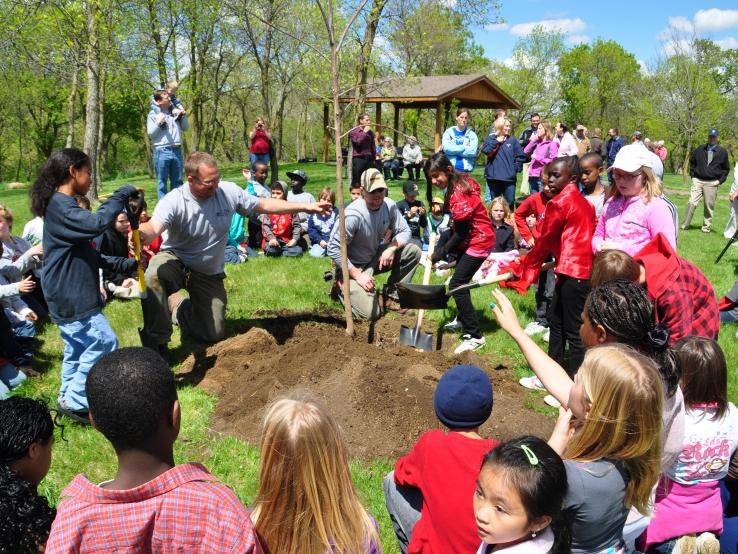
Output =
[
  {"x1": 285, "y1": 168, "x2": 315, "y2": 237},
  {"x1": 574, "y1": 124, "x2": 591, "y2": 158},
  {"x1": 396, "y1": 180, "x2": 427, "y2": 249},
  {"x1": 384, "y1": 364, "x2": 498, "y2": 554},
  {"x1": 682, "y1": 129, "x2": 731, "y2": 233},
  {"x1": 326, "y1": 168, "x2": 421, "y2": 320},
  {"x1": 592, "y1": 143, "x2": 677, "y2": 257}
]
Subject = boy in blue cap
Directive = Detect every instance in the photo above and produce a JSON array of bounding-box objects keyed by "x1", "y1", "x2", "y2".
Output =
[{"x1": 384, "y1": 364, "x2": 499, "y2": 553}]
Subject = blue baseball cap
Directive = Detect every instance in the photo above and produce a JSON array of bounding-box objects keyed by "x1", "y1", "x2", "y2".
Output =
[
  {"x1": 709, "y1": 129, "x2": 720, "y2": 137},
  {"x1": 434, "y1": 365, "x2": 493, "y2": 429}
]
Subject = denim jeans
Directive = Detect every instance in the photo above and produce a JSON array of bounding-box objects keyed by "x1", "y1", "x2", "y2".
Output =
[
  {"x1": 309, "y1": 243, "x2": 327, "y2": 257},
  {"x1": 249, "y1": 153, "x2": 270, "y2": 168},
  {"x1": 0, "y1": 361, "x2": 27, "y2": 399},
  {"x1": 264, "y1": 239, "x2": 303, "y2": 257},
  {"x1": 528, "y1": 176, "x2": 542, "y2": 194},
  {"x1": 155, "y1": 146, "x2": 183, "y2": 199},
  {"x1": 485, "y1": 179, "x2": 516, "y2": 206},
  {"x1": 57, "y1": 312, "x2": 118, "y2": 411},
  {"x1": 383, "y1": 472, "x2": 423, "y2": 554}
]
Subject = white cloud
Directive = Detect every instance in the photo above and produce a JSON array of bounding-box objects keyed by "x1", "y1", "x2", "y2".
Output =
[
  {"x1": 715, "y1": 36, "x2": 738, "y2": 50},
  {"x1": 509, "y1": 18, "x2": 587, "y2": 37},
  {"x1": 694, "y1": 9, "x2": 738, "y2": 33},
  {"x1": 484, "y1": 22, "x2": 508, "y2": 32},
  {"x1": 662, "y1": 39, "x2": 693, "y2": 57},
  {"x1": 567, "y1": 34, "x2": 590, "y2": 45},
  {"x1": 637, "y1": 59, "x2": 649, "y2": 74}
]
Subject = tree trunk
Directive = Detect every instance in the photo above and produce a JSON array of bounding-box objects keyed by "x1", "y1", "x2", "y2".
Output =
[
  {"x1": 354, "y1": 0, "x2": 387, "y2": 112},
  {"x1": 145, "y1": 0, "x2": 168, "y2": 86},
  {"x1": 65, "y1": 67, "x2": 79, "y2": 148},
  {"x1": 95, "y1": 64, "x2": 106, "y2": 188},
  {"x1": 83, "y1": 0, "x2": 101, "y2": 201}
]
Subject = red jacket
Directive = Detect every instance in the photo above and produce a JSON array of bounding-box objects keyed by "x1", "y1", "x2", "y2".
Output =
[
  {"x1": 394, "y1": 430, "x2": 499, "y2": 554},
  {"x1": 514, "y1": 192, "x2": 550, "y2": 244},
  {"x1": 634, "y1": 234, "x2": 719, "y2": 344},
  {"x1": 515, "y1": 182, "x2": 595, "y2": 286},
  {"x1": 448, "y1": 175, "x2": 495, "y2": 255}
]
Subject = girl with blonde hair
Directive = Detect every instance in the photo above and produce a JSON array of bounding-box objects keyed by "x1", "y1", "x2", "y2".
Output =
[
  {"x1": 491, "y1": 288, "x2": 665, "y2": 553},
  {"x1": 252, "y1": 395, "x2": 381, "y2": 554}
]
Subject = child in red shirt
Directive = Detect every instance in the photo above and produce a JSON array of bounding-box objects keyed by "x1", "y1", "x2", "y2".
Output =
[
  {"x1": 260, "y1": 180, "x2": 303, "y2": 257},
  {"x1": 385, "y1": 364, "x2": 499, "y2": 554},
  {"x1": 425, "y1": 152, "x2": 496, "y2": 354},
  {"x1": 511, "y1": 156, "x2": 595, "y2": 378}
]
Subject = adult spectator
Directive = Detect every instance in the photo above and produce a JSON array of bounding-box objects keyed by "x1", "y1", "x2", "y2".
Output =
[
  {"x1": 147, "y1": 90, "x2": 189, "y2": 199},
  {"x1": 138, "y1": 152, "x2": 330, "y2": 354},
  {"x1": 606, "y1": 128, "x2": 625, "y2": 183},
  {"x1": 636, "y1": 135, "x2": 664, "y2": 179},
  {"x1": 326, "y1": 168, "x2": 421, "y2": 321},
  {"x1": 574, "y1": 125, "x2": 591, "y2": 157},
  {"x1": 519, "y1": 113, "x2": 541, "y2": 187},
  {"x1": 655, "y1": 140, "x2": 668, "y2": 162},
  {"x1": 442, "y1": 107, "x2": 478, "y2": 173},
  {"x1": 681, "y1": 129, "x2": 731, "y2": 234},
  {"x1": 589, "y1": 128, "x2": 607, "y2": 159},
  {"x1": 380, "y1": 137, "x2": 401, "y2": 181},
  {"x1": 350, "y1": 113, "x2": 375, "y2": 186},
  {"x1": 480, "y1": 118, "x2": 525, "y2": 205},
  {"x1": 402, "y1": 136, "x2": 424, "y2": 181},
  {"x1": 248, "y1": 117, "x2": 272, "y2": 168},
  {"x1": 554, "y1": 122, "x2": 577, "y2": 157}
]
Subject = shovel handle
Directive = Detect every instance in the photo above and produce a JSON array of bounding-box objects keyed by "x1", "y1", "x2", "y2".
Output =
[
  {"x1": 445, "y1": 261, "x2": 556, "y2": 296},
  {"x1": 132, "y1": 230, "x2": 147, "y2": 296},
  {"x1": 416, "y1": 233, "x2": 437, "y2": 328}
]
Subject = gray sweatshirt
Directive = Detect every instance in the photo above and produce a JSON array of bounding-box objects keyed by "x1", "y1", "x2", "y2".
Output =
[{"x1": 327, "y1": 198, "x2": 410, "y2": 270}]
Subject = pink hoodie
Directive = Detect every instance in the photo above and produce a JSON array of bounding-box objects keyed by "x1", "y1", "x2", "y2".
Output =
[{"x1": 524, "y1": 139, "x2": 559, "y2": 177}]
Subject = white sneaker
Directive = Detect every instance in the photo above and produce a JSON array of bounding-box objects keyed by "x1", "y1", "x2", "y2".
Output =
[
  {"x1": 443, "y1": 317, "x2": 463, "y2": 332},
  {"x1": 519, "y1": 376, "x2": 546, "y2": 391},
  {"x1": 544, "y1": 394, "x2": 561, "y2": 408},
  {"x1": 542, "y1": 329, "x2": 550, "y2": 343},
  {"x1": 523, "y1": 321, "x2": 548, "y2": 336},
  {"x1": 454, "y1": 335, "x2": 486, "y2": 354}
]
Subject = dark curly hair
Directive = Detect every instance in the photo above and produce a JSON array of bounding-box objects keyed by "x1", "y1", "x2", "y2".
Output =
[
  {"x1": 0, "y1": 397, "x2": 57, "y2": 553},
  {"x1": 585, "y1": 280, "x2": 681, "y2": 396},
  {"x1": 30, "y1": 148, "x2": 90, "y2": 217}
]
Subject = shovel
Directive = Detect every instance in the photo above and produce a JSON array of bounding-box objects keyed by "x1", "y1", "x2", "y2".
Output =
[
  {"x1": 396, "y1": 261, "x2": 556, "y2": 310},
  {"x1": 399, "y1": 233, "x2": 437, "y2": 351}
]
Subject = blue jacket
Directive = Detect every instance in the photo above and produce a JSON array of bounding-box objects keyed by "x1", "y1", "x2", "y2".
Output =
[
  {"x1": 607, "y1": 137, "x2": 625, "y2": 166},
  {"x1": 481, "y1": 135, "x2": 526, "y2": 182},
  {"x1": 307, "y1": 208, "x2": 338, "y2": 244},
  {"x1": 442, "y1": 126, "x2": 478, "y2": 172}
]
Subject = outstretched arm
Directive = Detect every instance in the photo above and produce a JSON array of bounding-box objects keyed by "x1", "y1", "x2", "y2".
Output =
[{"x1": 256, "y1": 197, "x2": 331, "y2": 216}]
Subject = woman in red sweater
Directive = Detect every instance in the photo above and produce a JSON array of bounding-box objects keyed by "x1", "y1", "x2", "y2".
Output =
[
  {"x1": 249, "y1": 117, "x2": 272, "y2": 168},
  {"x1": 425, "y1": 152, "x2": 495, "y2": 354}
]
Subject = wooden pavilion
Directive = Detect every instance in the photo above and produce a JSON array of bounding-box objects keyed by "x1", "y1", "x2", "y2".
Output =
[{"x1": 323, "y1": 73, "x2": 520, "y2": 161}]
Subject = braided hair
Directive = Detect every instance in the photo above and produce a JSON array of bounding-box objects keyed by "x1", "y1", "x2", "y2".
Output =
[
  {"x1": 585, "y1": 280, "x2": 681, "y2": 396},
  {"x1": 0, "y1": 397, "x2": 57, "y2": 553}
]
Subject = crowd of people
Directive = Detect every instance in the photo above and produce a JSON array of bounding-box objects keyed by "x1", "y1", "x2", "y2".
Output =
[{"x1": 2, "y1": 92, "x2": 738, "y2": 553}]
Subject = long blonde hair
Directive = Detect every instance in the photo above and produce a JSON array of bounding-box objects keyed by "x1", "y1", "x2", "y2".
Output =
[
  {"x1": 565, "y1": 345, "x2": 664, "y2": 515},
  {"x1": 252, "y1": 395, "x2": 380, "y2": 554},
  {"x1": 609, "y1": 166, "x2": 663, "y2": 202}
]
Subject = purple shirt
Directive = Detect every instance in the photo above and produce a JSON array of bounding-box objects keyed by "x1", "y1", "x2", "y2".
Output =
[{"x1": 350, "y1": 127, "x2": 375, "y2": 158}]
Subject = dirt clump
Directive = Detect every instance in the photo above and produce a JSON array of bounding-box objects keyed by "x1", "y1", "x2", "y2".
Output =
[{"x1": 178, "y1": 313, "x2": 554, "y2": 460}]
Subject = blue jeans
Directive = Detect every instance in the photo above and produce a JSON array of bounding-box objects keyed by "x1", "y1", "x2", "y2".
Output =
[
  {"x1": 528, "y1": 176, "x2": 542, "y2": 194},
  {"x1": 384, "y1": 472, "x2": 422, "y2": 554},
  {"x1": 13, "y1": 319, "x2": 36, "y2": 338},
  {"x1": 0, "y1": 361, "x2": 27, "y2": 399},
  {"x1": 309, "y1": 243, "x2": 327, "y2": 257},
  {"x1": 58, "y1": 312, "x2": 118, "y2": 411},
  {"x1": 264, "y1": 239, "x2": 303, "y2": 257},
  {"x1": 249, "y1": 153, "x2": 270, "y2": 168},
  {"x1": 155, "y1": 146, "x2": 183, "y2": 199},
  {"x1": 485, "y1": 179, "x2": 516, "y2": 206}
]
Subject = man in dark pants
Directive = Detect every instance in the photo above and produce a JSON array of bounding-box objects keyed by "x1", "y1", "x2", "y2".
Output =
[{"x1": 606, "y1": 127, "x2": 624, "y2": 184}]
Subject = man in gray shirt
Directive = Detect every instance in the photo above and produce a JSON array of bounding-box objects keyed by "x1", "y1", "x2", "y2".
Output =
[
  {"x1": 327, "y1": 168, "x2": 421, "y2": 320},
  {"x1": 147, "y1": 90, "x2": 189, "y2": 199},
  {"x1": 139, "y1": 151, "x2": 330, "y2": 354}
]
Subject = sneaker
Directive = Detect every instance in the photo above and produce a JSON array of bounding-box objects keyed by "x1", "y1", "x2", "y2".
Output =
[
  {"x1": 542, "y1": 328, "x2": 550, "y2": 343},
  {"x1": 696, "y1": 532, "x2": 720, "y2": 554},
  {"x1": 454, "y1": 335, "x2": 486, "y2": 354},
  {"x1": 56, "y1": 400, "x2": 91, "y2": 426},
  {"x1": 443, "y1": 317, "x2": 463, "y2": 332},
  {"x1": 523, "y1": 321, "x2": 548, "y2": 336},
  {"x1": 543, "y1": 394, "x2": 561, "y2": 408},
  {"x1": 519, "y1": 376, "x2": 546, "y2": 391}
]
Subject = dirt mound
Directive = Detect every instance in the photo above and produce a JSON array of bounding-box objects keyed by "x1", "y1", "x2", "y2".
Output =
[{"x1": 178, "y1": 313, "x2": 554, "y2": 460}]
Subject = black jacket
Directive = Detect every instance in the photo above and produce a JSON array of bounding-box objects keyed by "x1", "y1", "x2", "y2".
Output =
[
  {"x1": 519, "y1": 127, "x2": 536, "y2": 162},
  {"x1": 493, "y1": 222, "x2": 515, "y2": 253},
  {"x1": 690, "y1": 144, "x2": 730, "y2": 183}
]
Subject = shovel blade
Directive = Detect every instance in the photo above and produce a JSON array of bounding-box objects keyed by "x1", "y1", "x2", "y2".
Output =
[
  {"x1": 399, "y1": 325, "x2": 417, "y2": 347},
  {"x1": 415, "y1": 332, "x2": 434, "y2": 352},
  {"x1": 396, "y1": 283, "x2": 450, "y2": 310}
]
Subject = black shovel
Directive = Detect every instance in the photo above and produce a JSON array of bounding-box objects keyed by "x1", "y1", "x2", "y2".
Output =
[{"x1": 399, "y1": 234, "x2": 436, "y2": 351}]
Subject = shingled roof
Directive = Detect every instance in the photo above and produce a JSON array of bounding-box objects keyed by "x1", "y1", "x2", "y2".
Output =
[{"x1": 341, "y1": 73, "x2": 520, "y2": 109}]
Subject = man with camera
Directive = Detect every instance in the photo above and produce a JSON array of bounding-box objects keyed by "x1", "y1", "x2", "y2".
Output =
[{"x1": 147, "y1": 90, "x2": 189, "y2": 199}]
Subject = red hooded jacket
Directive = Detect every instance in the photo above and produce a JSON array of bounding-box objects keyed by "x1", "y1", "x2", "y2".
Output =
[
  {"x1": 447, "y1": 174, "x2": 495, "y2": 256},
  {"x1": 634, "y1": 234, "x2": 719, "y2": 344}
]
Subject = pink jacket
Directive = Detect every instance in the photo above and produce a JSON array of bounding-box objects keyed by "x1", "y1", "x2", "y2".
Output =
[
  {"x1": 556, "y1": 132, "x2": 578, "y2": 157},
  {"x1": 592, "y1": 194, "x2": 677, "y2": 256},
  {"x1": 524, "y1": 139, "x2": 559, "y2": 177}
]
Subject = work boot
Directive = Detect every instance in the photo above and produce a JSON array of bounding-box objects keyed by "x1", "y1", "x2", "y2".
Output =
[
  {"x1": 168, "y1": 291, "x2": 185, "y2": 324},
  {"x1": 681, "y1": 204, "x2": 696, "y2": 230},
  {"x1": 382, "y1": 295, "x2": 409, "y2": 314}
]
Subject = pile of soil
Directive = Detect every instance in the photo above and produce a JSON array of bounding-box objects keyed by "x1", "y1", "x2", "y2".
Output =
[{"x1": 178, "y1": 312, "x2": 554, "y2": 460}]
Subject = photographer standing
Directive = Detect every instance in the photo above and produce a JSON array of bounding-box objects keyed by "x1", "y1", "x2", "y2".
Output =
[
  {"x1": 249, "y1": 118, "x2": 272, "y2": 168},
  {"x1": 147, "y1": 90, "x2": 189, "y2": 199}
]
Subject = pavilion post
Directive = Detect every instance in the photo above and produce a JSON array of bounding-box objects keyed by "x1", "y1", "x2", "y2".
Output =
[
  {"x1": 322, "y1": 102, "x2": 330, "y2": 162},
  {"x1": 434, "y1": 101, "x2": 443, "y2": 151},
  {"x1": 375, "y1": 102, "x2": 382, "y2": 143},
  {"x1": 393, "y1": 104, "x2": 400, "y2": 145}
]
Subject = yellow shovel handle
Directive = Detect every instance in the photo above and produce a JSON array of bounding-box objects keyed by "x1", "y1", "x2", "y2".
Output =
[{"x1": 132, "y1": 230, "x2": 147, "y2": 295}]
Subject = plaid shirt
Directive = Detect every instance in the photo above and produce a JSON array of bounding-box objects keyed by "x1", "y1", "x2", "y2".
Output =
[{"x1": 45, "y1": 463, "x2": 262, "y2": 554}]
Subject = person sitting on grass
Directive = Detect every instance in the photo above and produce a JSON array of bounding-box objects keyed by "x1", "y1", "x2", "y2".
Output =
[
  {"x1": 97, "y1": 211, "x2": 140, "y2": 299},
  {"x1": 350, "y1": 181, "x2": 363, "y2": 202},
  {"x1": 251, "y1": 395, "x2": 380, "y2": 553},
  {"x1": 285, "y1": 169, "x2": 315, "y2": 238},
  {"x1": 307, "y1": 187, "x2": 338, "y2": 258},
  {"x1": 45, "y1": 347, "x2": 263, "y2": 553},
  {"x1": 384, "y1": 364, "x2": 499, "y2": 554},
  {"x1": 260, "y1": 180, "x2": 304, "y2": 257},
  {"x1": 0, "y1": 397, "x2": 57, "y2": 554},
  {"x1": 396, "y1": 180, "x2": 428, "y2": 249}
]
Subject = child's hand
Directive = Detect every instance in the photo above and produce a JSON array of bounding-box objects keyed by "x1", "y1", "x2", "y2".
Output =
[
  {"x1": 548, "y1": 408, "x2": 576, "y2": 455},
  {"x1": 286, "y1": 239, "x2": 297, "y2": 247},
  {"x1": 319, "y1": 240, "x2": 327, "y2": 248},
  {"x1": 269, "y1": 238, "x2": 278, "y2": 247},
  {"x1": 28, "y1": 243, "x2": 44, "y2": 258},
  {"x1": 490, "y1": 289, "x2": 523, "y2": 335},
  {"x1": 25, "y1": 310, "x2": 38, "y2": 321},
  {"x1": 17, "y1": 275, "x2": 35, "y2": 293},
  {"x1": 242, "y1": 168, "x2": 252, "y2": 181}
]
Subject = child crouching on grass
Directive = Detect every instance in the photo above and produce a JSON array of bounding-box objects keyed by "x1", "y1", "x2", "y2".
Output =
[
  {"x1": 385, "y1": 364, "x2": 499, "y2": 553},
  {"x1": 45, "y1": 347, "x2": 263, "y2": 553},
  {"x1": 260, "y1": 180, "x2": 304, "y2": 257},
  {"x1": 0, "y1": 397, "x2": 57, "y2": 554}
]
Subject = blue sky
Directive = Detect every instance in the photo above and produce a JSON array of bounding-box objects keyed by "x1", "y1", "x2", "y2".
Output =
[{"x1": 472, "y1": 2, "x2": 738, "y2": 66}]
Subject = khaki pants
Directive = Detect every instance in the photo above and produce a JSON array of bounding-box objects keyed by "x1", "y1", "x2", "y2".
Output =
[
  {"x1": 685, "y1": 177, "x2": 720, "y2": 231},
  {"x1": 340, "y1": 243, "x2": 421, "y2": 321},
  {"x1": 141, "y1": 251, "x2": 227, "y2": 346}
]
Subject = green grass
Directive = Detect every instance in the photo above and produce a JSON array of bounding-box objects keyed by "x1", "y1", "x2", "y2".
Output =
[{"x1": 3, "y1": 164, "x2": 738, "y2": 552}]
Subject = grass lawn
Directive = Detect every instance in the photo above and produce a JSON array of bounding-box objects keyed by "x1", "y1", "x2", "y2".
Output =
[{"x1": 2, "y1": 162, "x2": 738, "y2": 552}]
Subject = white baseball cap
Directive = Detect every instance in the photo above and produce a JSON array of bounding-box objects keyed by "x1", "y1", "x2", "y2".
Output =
[
  {"x1": 609, "y1": 144, "x2": 653, "y2": 173},
  {"x1": 360, "y1": 168, "x2": 388, "y2": 192}
]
